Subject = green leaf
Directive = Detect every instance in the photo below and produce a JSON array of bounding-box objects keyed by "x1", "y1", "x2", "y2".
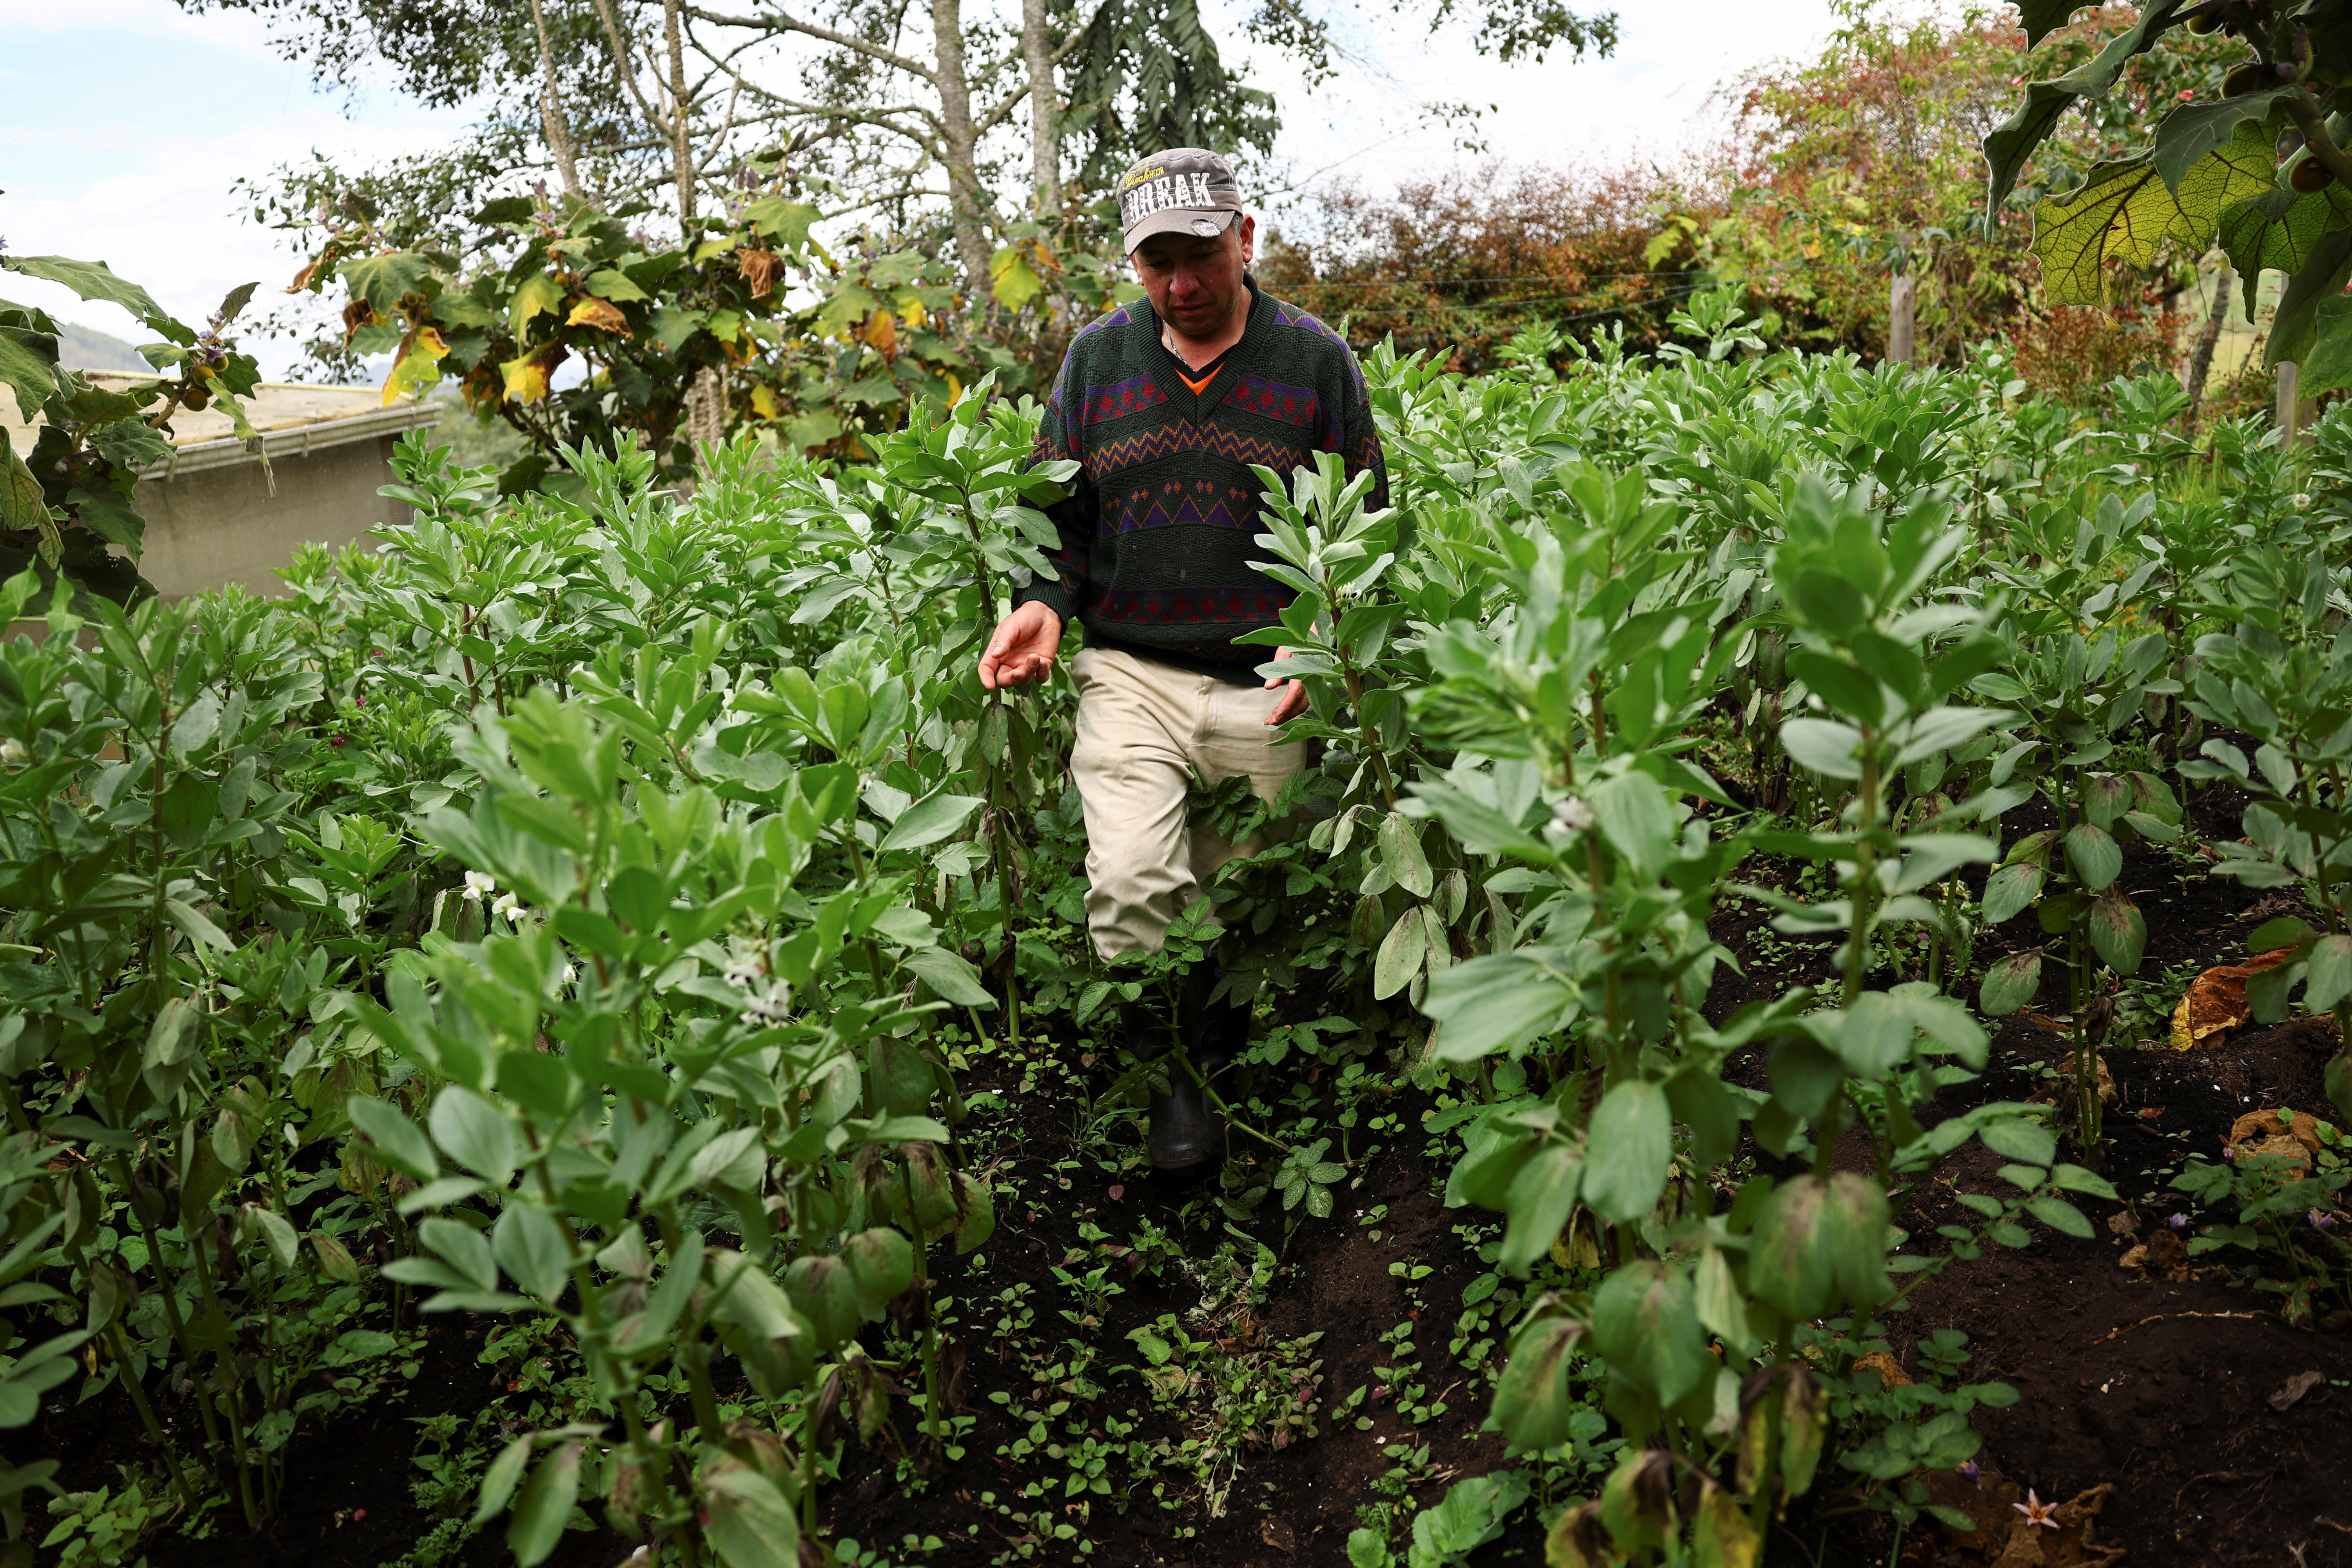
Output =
[
  {"x1": 2064, "y1": 823, "x2": 2122, "y2": 893},
  {"x1": 428, "y1": 1085, "x2": 517, "y2": 1186},
  {"x1": 2, "y1": 256, "x2": 174, "y2": 333},
  {"x1": 1373, "y1": 907, "x2": 1430, "y2": 1000},
  {"x1": 1982, "y1": 1, "x2": 2192, "y2": 219},
  {"x1": 744, "y1": 197, "x2": 818, "y2": 248},
  {"x1": 2306, "y1": 934, "x2": 2352, "y2": 1012},
  {"x1": 2150, "y1": 89, "x2": 2299, "y2": 194},
  {"x1": 2219, "y1": 181, "x2": 2352, "y2": 316},
  {"x1": 2031, "y1": 119, "x2": 2278, "y2": 305},
  {"x1": 0, "y1": 327, "x2": 57, "y2": 422},
  {"x1": 2018, "y1": 0, "x2": 2098, "y2": 47},
  {"x1": 472, "y1": 1435, "x2": 534, "y2": 1526},
  {"x1": 1424, "y1": 954, "x2": 1574, "y2": 1061},
  {"x1": 347, "y1": 1094, "x2": 438, "y2": 1180},
  {"x1": 1588, "y1": 1259, "x2": 1707, "y2": 1406},
  {"x1": 69, "y1": 486, "x2": 145, "y2": 554},
  {"x1": 245, "y1": 1204, "x2": 299, "y2": 1269},
  {"x1": 1981, "y1": 862, "x2": 2044, "y2": 924},
  {"x1": 0, "y1": 437, "x2": 43, "y2": 533},
  {"x1": 1581, "y1": 1080, "x2": 1672, "y2": 1224},
  {"x1": 1378, "y1": 811, "x2": 1434, "y2": 898},
  {"x1": 584, "y1": 269, "x2": 650, "y2": 304},
  {"x1": 703, "y1": 1464, "x2": 800, "y2": 1568},
  {"x1": 2268, "y1": 222, "x2": 2352, "y2": 368},
  {"x1": 1747, "y1": 1174, "x2": 1888, "y2": 1319},
  {"x1": 1978, "y1": 1113, "x2": 2056, "y2": 1167},
  {"x1": 899, "y1": 945, "x2": 995, "y2": 1007},
  {"x1": 162, "y1": 898, "x2": 232, "y2": 951},
  {"x1": 1692, "y1": 1246, "x2": 1755, "y2": 1359},
  {"x1": 1780, "y1": 718, "x2": 1863, "y2": 780},
  {"x1": 1590, "y1": 772, "x2": 1676, "y2": 878},
  {"x1": 1497, "y1": 1145, "x2": 1583, "y2": 1275},
  {"x1": 492, "y1": 1204, "x2": 572, "y2": 1302},
  {"x1": 507, "y1": 1441, "x2": 582, "y2": 1566},
  {"x1": 1410, "y1": 1470, "x2": 1529, "y2": 1563},
  {"x1": 2297, "y1": 292, "x2": 2352, "y2": 397},
  {"x1": 2025, "y1": 1195, "x2": 2093, "y2": 1238},
  {"x1": 1978, "y1": 950, "x2": 2043, "y2": 1017},
  {"x1": 336, "y1": 252, "x2": 433, "y2": 317},
  {"x1": 877, "y1": 791, "x2": 984, "y2": 854},
  {"x1": 2049, "y1": 1162, "x2": 2120, "y2": 1200},
  {"x1": 842, "y1": 1227, "x2": 915, "y2": 1310},
  {"x1": 1491, "y1": 1314, "x2": 1586, "y2": 1450},
  {"x1": 2085, "y1": 890, "x2": 2147, "y2": 975}
]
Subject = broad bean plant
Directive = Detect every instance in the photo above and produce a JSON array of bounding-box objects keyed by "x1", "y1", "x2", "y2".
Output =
[{"x1": 1, "y1": 285, "x2": 2346, "y2": 1566}]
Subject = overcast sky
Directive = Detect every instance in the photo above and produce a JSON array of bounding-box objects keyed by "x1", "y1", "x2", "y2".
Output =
[{"x1": 0, "y1": 0, "x2": 1847, "y2": 379}]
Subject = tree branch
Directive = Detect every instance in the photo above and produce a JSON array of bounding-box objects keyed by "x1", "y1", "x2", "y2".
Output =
[{"x1": 685, "y1": 4, "x2": 936, "y2": 85}]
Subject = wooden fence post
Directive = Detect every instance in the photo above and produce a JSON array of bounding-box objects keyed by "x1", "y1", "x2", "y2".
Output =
[{"x1": 1887, "y1": 272, "x2": 1916, "y2": 366}]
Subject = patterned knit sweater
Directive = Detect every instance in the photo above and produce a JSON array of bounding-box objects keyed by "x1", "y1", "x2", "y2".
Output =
[{"x1": 1015, "y1": 276, "x2": 1388, "y2": 681}]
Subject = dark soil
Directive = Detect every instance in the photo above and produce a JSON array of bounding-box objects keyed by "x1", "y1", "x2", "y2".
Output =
[
  {"x1": 41, "y1": 1316, "x2": 624, "y2": 1568},
  {"x1": 37, "y1": 776, "x2": 2352, "y2": 1568}
]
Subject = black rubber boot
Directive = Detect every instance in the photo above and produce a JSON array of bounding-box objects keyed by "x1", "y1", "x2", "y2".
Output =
[{"x1": 1122, "y1": 970, "x2": 1242, "y2": 1171}]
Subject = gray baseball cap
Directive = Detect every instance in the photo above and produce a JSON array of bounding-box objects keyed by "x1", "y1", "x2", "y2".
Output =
[{"x1": 1116, "y1": 148, "x2": 1246, "y2": 255}]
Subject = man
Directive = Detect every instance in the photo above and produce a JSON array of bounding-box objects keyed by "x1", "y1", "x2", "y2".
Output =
[{"x1": 975, "y1": 147, "x2": 1389, "y2": 1169}]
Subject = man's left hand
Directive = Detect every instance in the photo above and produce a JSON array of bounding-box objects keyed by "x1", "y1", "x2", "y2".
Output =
[{"x1": 1265, "y1": 646, "x2": 1307, "y2": 726}]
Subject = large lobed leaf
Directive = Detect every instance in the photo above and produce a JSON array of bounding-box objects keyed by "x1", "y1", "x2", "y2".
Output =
[
  {"x1": 2219, "y1": 179, "x2": 2352, "y2": 316},
  {"x1": 1982, "y1": 0, "x2": 2191, "y2": 223},
  {"x1": 2031, "y1": 117, "x2": 2279, "y2": 305}
]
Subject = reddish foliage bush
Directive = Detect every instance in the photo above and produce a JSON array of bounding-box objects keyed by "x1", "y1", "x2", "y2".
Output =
[
  {"x1": 1258, "y1": 160, "x2": 1727, "y2": 374},
  {"x1": 2009, "y1": 283, "x2": 2188, "y2": 406}
]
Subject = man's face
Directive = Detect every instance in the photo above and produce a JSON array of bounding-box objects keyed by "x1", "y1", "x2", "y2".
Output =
[{"x1": 1129, "y1": 214, "x2": 1256, "y2": 339}]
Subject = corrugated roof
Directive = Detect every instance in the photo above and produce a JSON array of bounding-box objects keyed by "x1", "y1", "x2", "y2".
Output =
[{"x1": 2, "y1": 373, "x2": 439, "y2": 476}]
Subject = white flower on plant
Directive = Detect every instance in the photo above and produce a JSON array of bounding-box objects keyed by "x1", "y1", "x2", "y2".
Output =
[
  {"x1": 461, "y1": 871, "x2": 496, "y2": 902},
  {"x1": 561, "y1": 963, "x2": 578, "y2": 986},
  {"x1": 723, "y1": 953, "x2": 766, "y2": 989},
  {"x1": 1552, "y1": 797, "x2": 1597, "y2": 834},
  {"x1": 492, "y1": 891, "x2": 523, "y2": 923},
  {"x1": 744, "y1": 988, "x2": 790, "y2": 1024},
  {"x1": 0, "y1": 739, "x2": 28, "y2": 767}
]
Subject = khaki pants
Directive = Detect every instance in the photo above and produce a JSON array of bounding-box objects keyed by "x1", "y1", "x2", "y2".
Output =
[{"x1": 1068, "y1": 647, "x2": 1304, "y2": 960}]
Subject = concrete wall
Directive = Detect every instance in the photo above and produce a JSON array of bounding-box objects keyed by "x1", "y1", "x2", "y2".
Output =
[{"x1": 138, "y1": 434, "x2": 413, "y2": 601}]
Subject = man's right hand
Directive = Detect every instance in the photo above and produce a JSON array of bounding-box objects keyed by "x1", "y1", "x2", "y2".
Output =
[{"x1": 978, "y1": 601, "x2": 1064, "y2": 690}]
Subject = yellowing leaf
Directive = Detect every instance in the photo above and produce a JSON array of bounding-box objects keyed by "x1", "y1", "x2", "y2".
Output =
[
  {"x1": 748, "y1": 384, "x2": 780, "y2": 418},
  {"x1": 862, "y1": 309, "x2": 898, "y2": 361},
  {"x1": 499, "y1": 347, "x2": 562, "y2": 403},
  {"x1": 509, "y1": 272, "x2": 565, "y2": 334},
  {"x1": 989, "y1": 245, "x2": 1043, "y2": 312},
  {"x1": 379, "y1": 325, "x2": 450, "y2": 408},
  {"x1": 565, "y1": 296, "x2": 631, "y2": 335},
  {"x1": 2031, "y1": 118, "x2": 2278, "y2": 305}
]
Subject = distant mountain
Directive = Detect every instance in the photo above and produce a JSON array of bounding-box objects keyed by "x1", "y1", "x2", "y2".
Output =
[{"x1": 56, "y1": 321, "x2": 154, "y2": 373}]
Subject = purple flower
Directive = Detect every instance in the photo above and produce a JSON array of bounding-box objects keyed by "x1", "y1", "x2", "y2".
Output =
[
  {"x1": 1958, "y1": 1460, "x2": 1982, "y2": 1483},
  {"x1": 2312, "y1": 1209, "x2": 2337, "y2": 1232},
  {"x1": 2223, "y1": 1145, "x2": 2239, "y2": 1161},
  {"x1": 2167, "y1": 1213, "x2": 2189, "y2": 1229}
]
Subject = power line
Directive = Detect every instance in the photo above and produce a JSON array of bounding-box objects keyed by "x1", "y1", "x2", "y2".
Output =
[{"x1": 1281, "y1": 268, "x2": 1704, "y2": 290}]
